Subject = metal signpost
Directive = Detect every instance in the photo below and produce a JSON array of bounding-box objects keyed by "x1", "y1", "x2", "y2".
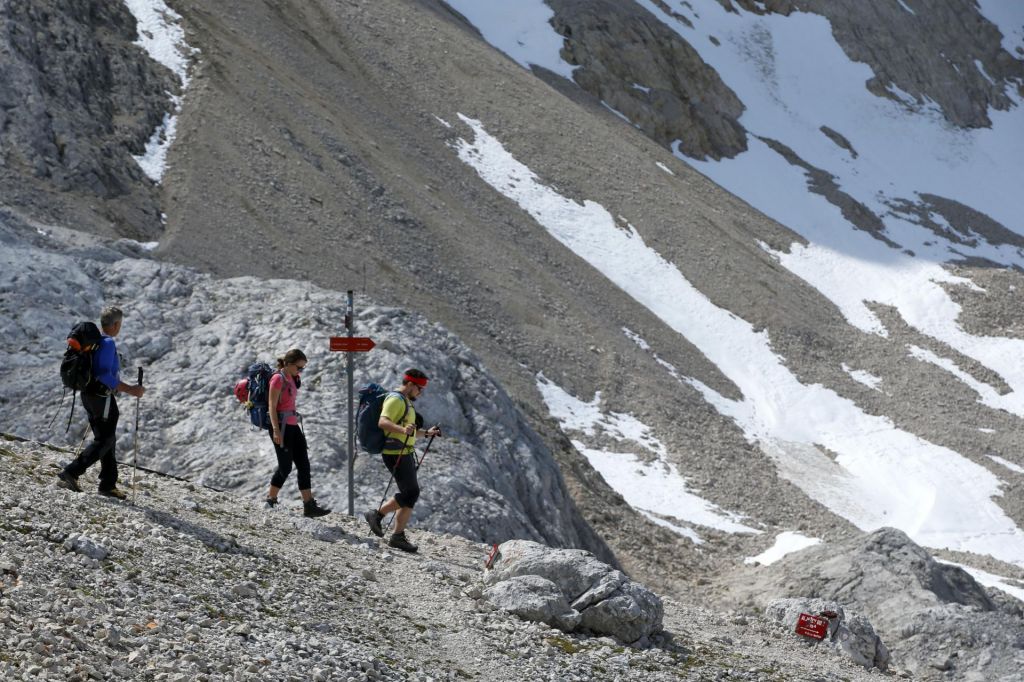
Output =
[{"x1": 329, "y1": 290, "x2": 376, "y2": 516}]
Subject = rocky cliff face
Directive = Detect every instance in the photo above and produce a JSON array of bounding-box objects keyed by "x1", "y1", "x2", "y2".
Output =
[
  {"x1": 0, "y1": 0, "x2": 173, "y2": 239},
  {"x1": 548, "y1": 0, "x2": 747, "y2": 160},
  {"x1": 727, "y1": 528, "x2": 1024, "y2": 681},
  {"x1": 720, "y1": 0, "x2": 1024, "y2": 128}
]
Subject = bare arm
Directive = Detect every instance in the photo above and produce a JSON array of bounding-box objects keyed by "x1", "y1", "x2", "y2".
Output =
[
  {"x1": 269, "y1": 382, "x2": 282, "y2": 434},
  {"x1": 116, "y1": 380, "x2": 145, "y2": 398}
]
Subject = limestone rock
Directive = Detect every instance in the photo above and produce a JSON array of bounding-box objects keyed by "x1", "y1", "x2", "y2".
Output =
[
  {"x1": 63, "y1": 533, "x2": 109, "y2": 561},
  {"x1": 548, "y1": 0, "x2": 747, "y2": 160},
  {"x1": 483, "y1": 574, "x2": 581, "y2": 632},
  {"x1": 731, "y1": 528, "x2": 1024, "y2": 680},
  {"x1": 765, "y1": 597, "x2": 889, "y2": 671},
  {"x1": 483, "y1": 539, "x2": 663, "y2": 643},
  {"x1": 0, "y1": 0, "x2": 176, "y2": 237}
]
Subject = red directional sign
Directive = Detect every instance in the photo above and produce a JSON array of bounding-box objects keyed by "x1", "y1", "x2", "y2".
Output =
[
  {"x1": 795, "y1": 613, "x2": 830, "y2": 640},
  {"x1": 329, "y1": 336, "x2": 375, "y2": 352}
]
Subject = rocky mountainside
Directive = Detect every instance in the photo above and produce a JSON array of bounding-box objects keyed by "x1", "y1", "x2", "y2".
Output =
[
  {"x1": 727, "y1": 528, "x2": 1024, "y2": 680},
  {"x1": 0, "y1": 435, "x2": 893, "y2": 681},
  {"x1": 2, "y1": 0, "x2": 1024, "y2": 678},
  {"x1": 0, "y1": 207, "x2": 611, "y2": 563},
  {"x1": 0, "y1": 0, "x2": 173, "y2": 239}
]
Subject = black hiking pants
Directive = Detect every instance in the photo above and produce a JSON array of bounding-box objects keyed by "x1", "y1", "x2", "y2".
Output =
[
  {"x1": 383, "y1": 452, "x2": 420, "y2": 508},
  {"x1": 64, "y1": 392, "x2": 119, "y2": 491},
  {"x1": 269, "y1": 424, "x2": 312, "y2": 490}
]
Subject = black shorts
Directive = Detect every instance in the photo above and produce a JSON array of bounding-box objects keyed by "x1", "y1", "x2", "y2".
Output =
[{"x1": 382, "y1": 452, "x2": 420, "y2": 508}]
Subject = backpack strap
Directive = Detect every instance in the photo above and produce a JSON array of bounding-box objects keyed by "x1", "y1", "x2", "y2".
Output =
[
  {"x1": 274, "y1": 370, "x2": 302, "y2": 429},
  {"x1": 388, "y1": 391, "x2": 410, "y2": 425},
  {"x1": 381, "y1": 392, "x2": 412, "y2": 452}
]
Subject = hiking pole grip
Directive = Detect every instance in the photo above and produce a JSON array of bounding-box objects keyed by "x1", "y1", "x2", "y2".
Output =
[
  {"x1": 415, "y1": 427, "x2": 440, "y2": 471},
  {"x1": 138, "y1": 367, "x2": 144, "y2": 386}
]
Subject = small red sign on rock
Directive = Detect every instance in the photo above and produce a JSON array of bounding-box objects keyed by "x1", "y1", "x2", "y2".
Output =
[{"x1": 795, "y1": 613, "x2": 830, "y2": 640}]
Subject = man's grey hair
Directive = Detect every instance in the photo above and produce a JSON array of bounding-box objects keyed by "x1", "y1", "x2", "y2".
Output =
[{"x1": 100, "y1": 306, "x2": 124, "y2": 329}]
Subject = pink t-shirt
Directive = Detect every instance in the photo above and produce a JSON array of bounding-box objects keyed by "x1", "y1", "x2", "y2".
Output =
[{"x1": 269, "y1": 371, "x2": 299, "y2": 425}]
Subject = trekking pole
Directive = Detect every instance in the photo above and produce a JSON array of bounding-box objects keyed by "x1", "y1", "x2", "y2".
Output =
[
  {"x1": 375, "y1": 429, "x2": 414, "y2": 514},
  {"x1": 383, "y1": 429, "x2": 439, "y2": 534},
  {"x1": 131, "y1": 367, "x2": 143, "y2": 505},
  {"x1": 414, "y1": 429, "x2": 439, "y2": 471}
]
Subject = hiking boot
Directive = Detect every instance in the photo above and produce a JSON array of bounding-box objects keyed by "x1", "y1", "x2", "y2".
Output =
[
  {"x1": 98, "y1": 488, "x2": 127, "y2": 500},
  {"x1": 388, "y1": 531, "x2": 418, "y2": 553},
  {"x1": 363, "y1": 509, "x2": 384, "y2": 537},
  {"x1": 265, "y1": 497, "x2": 279, "y2": 510},
  {"x1": 303, "y1": 498, "x2": 331, "y2": 518},
  {"x1": 57, "y1": 471, "x2": 82, "y2": 493}
]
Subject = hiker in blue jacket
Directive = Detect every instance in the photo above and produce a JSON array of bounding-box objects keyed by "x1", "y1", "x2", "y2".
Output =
[{"x1": 57, "y1": 306, "x2": 145, "y2": 498}]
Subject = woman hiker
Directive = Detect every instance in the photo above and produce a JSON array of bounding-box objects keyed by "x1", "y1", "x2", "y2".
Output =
[{"x1": 265, "y1": 348, "x2": 331, "y2": 517}]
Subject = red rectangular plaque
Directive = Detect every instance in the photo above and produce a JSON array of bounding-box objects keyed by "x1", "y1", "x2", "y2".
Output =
[
  {"x1": 795, "y1": 613, "x2": 829, "y2": 640},
  {"x1": 329, "y1": 336, "x2": 375, "y2": 352}
]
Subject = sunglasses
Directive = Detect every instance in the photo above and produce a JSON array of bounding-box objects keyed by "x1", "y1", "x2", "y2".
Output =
[{"x1": 291, "y1": 363, "x2": 306, "y2": 372}]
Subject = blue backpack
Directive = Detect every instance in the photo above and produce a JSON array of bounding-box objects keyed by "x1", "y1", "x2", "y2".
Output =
[
  {"x1": 357, "y1": 383, "x2": 408, "y2": 454},
  {"x1": 246, "y1": 362, "x2": 275, "y2": 429}
]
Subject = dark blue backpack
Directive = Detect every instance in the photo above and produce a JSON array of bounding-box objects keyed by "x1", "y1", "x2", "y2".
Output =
[
  {"x1": 357, "y1": 383, "x2": 408, "y2": 454},
  {"x1": 246, "y1": 362, "x2": 275, "y2": 429}
]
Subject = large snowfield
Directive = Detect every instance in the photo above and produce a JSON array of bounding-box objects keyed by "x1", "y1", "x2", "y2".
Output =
[{"x1": 447, "y1": 1, "x2": 1024, "y2": 588}]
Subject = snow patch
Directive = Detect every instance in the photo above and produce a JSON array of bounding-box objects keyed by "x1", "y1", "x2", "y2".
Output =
[
  {"x1": 442, "y1": 1, "x2": 576, "y2": 80},
  {"x1": 907, "y1": 345, "x2": 1004, "y2": 410},
  {"x1": 988, "y1": 455, "x2": 1024, "y2": 475},
  {"x1": 895, "y1": 0, "x2": 916, "y2": 16},
  {"x1": 975, "y1": 1, "x2": 1024, "y2": 59},
  {"x1": 536, "y1": 373, "x2": 664, "y2": 455},
  {"x1": 454, "y1": 114, "x2": 1024, "y2": 568},
  {"x1": 123, "y1": 0, "x2": 195, "y2": 183},
  {"x1": 636, "y1": 1, "x2": 1024, "y2": 419},
  {"x1": 536, "y1": 373, "x2": 758, "y2": 539},
  {"x1": 842, "y1": 363, "x2": 883, "y2": 391},
  {"x1": 744, "y1": 531, "x2": 821, "y2": 566}
]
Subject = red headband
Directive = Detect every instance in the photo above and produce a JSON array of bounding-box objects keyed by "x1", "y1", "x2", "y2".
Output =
[{"x1": 404, "y1": 374, "x2": 427, "y2": 387}]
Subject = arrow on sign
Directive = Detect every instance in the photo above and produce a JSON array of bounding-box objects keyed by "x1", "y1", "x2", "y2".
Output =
[{"x1": 329, "y1": 336, "x2": 376, "y2": 352}]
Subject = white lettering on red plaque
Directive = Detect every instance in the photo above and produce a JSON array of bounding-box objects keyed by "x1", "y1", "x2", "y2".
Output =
[
  {"x1": 795, "y1": 613, "x2": 829, "y2": 640},
  {"x1": 329, "y1": 336, "x2": 375, "y2": 352}
]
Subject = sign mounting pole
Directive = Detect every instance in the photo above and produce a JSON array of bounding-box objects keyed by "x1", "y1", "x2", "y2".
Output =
[
  {"x1": 329, "y1": 315, "x2": 376, "y2": 517},
  {"x1": 346, "y1": 290, "x2": 355, "y2": 516}
]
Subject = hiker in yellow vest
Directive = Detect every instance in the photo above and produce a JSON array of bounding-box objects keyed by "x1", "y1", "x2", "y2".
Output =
[{"x1": 363, "y1": 369, "x2": 441, "y2": 553}]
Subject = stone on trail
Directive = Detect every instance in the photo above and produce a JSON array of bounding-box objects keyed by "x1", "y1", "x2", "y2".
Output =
[
  {"x1": 482, "y1": 539, "x2": 663, "y2": 643},
  {"x1": 765, "y1": 597, "x2": 889, "y2": 672}
]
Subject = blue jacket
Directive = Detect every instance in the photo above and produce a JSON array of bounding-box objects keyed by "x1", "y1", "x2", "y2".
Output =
[{"x1": 92, "y1": 336, "x2": 120, "y2": 392}]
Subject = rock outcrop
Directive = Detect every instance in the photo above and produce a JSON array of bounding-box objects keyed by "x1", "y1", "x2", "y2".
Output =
[
  {"x1": 0, "y1": 0, "x2": 175, "y2": 238},
  {"x1": 728, "y1": 527, "x2": 1024, "y2": 680},
  {"x1": 548, "y1": 0, "x2": 747, "y2": 160},
  {"x1": 483, "y1": 539, "x2": 664, "y2": 643},
  {"x1": 765, "y1": 597, "x2": 889, "y2": 671},
  {"x1": 720, "y1": 0, "x2": 1024, "y2": 128}
]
